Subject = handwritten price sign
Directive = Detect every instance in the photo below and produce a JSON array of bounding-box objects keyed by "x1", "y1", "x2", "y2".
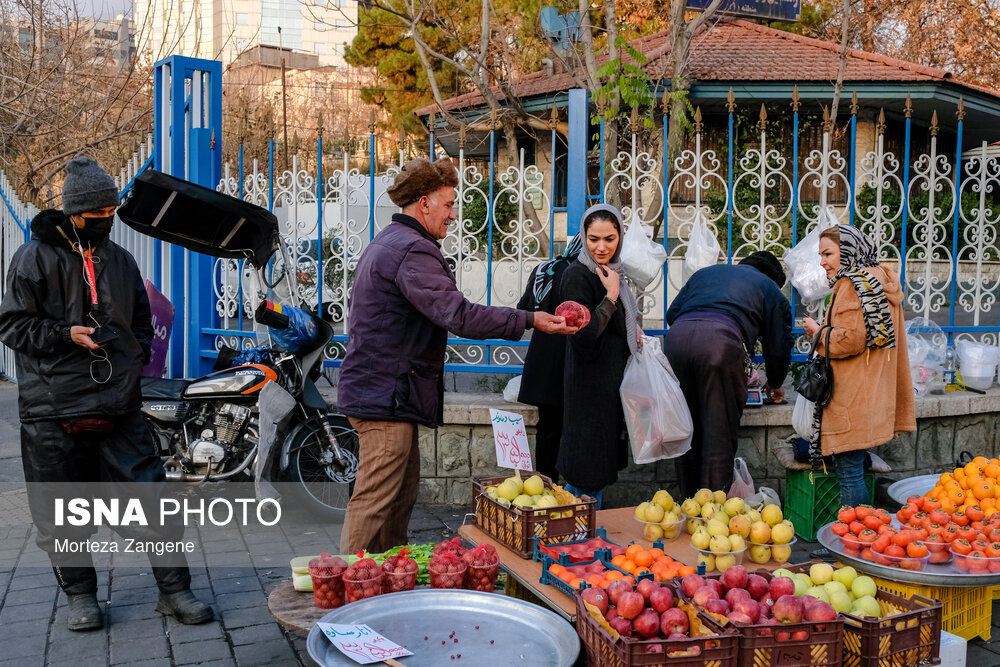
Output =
[
  {"x1": 318, "y1": 623, "x2": 413, "y2": 664},
  {"x1": 490, "y1": 408, "x2": 533, "y2": 471}
]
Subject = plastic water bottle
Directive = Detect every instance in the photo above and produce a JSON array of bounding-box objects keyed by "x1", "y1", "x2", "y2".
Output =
[{"x1": 943, "y1": 346, "x2": 958, "y2": 391}]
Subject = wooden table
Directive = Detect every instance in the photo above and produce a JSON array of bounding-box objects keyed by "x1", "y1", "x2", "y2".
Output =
[
  {"x1": 268, "y1": 577, "x2": 329, "y2": 634},
  {"x1": 458, "y1": 506, "x2": 786, "y2": 623}
]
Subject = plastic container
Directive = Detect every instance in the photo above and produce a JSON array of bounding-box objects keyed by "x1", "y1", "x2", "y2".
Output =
[
  {"x1": 380, "y1": 569, "x2": 418, "y2": 594},
  {"x1": 841, "y1": 590, "x2": 943, "y2": 667},
  {"x1": 428, "y1": 560, "x2": 467, "y2": 589},
  {"x1": 634, "y1": 516, "x2": 685, "y2": 543},
  {"x1": 950, "y1": 546, "x2": 1000, "y2": 574},
  {"x1": 464, "y1": 558, "x2": 501, "y2": 592},
  {"x1": 533, "y1": 527, "x2": 624, "y2": 563},
  {"x1": 309, "y1": 554, "x2": 348, "y2": 609},
  {"x1": 342, "y1": 571, "x2": 382, "y2": 604},
  {"x1": 784, "y1": 468, "x2": 875, "y2": 541},
  {"x1": 870, "y1": 549, "x2": 931, "y2": 571},
  {"x1": 691, "y1": 546, "x2": 745, "y2": 573},
  {"x1": 956, "y1": 340, "x2": 998, "y2": 390},
  {"x1": 681, "y1": 513, "x2": 707, "y2": 533},
  {"x1": 745, "y1": 537, "x2": 797, "y2": 565}
]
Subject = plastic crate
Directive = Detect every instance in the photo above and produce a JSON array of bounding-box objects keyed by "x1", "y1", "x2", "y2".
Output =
[
  {"x1": 870, "y1": 575, "x2": 991, "y2": 641},
  {"x1": 473, "y1": 474, "x2": 596, "y2": 559},
  {"x1": 575, "y1": 593, "x2": 740, "y2": 667},
  {"x1": 841, "y1": 590, "x2": 942, "y2": 667},
  {"x1": 784, "y1": 468, "x2": 874, "y2": 542},
  {"x1": 538, "y1": 551, "x2": 641, "y2": 598},
  {"x1": 532, "y1": 526, "x2": 624, "y2": 563},
  {"x1": 684, "y1": 564, "x2": 845, "y2": 667}
]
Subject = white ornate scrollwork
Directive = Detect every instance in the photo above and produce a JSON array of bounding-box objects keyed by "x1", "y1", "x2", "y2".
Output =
[
  {"x1": 905, "y1": 132, "x2": 955, "y2": 319},
  {"x1": 441, "y1": 151, "x2": 489, "y2": 302},
  {"x1": 491, "y1": 150, "x2": 550, "y2": 306},
  {"x1": 732, "y1": 129, "x2": 792, "y2": 260},
  {"x1": 243, "y1": 160, "x2": 268, "y2": 206},
  {"x1": 956, "y1": 142, "x2": 1000, "y2": 325},
  {"x1": 854, "y1": 126, "x2": 902, "y2": 263},
  {"x1": 797, "y1": 129, "x2": 851, "y2": 231},
  {"x1": 273, "y1": 155, "x2": 319, "y2": 307},
  {"x1": 322, "y1": 154, "x2": 369, "y2": 328}
]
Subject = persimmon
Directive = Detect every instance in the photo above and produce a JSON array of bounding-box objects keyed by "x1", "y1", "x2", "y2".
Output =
[
  {"x1": 891, "y1": 531, "x2": 913, "y2": 548},
  {"x1": 951, "y1": 511, "x2": 970, "y2": 526},
  {"x1": 832, "y1": 522, "x2": 850, "y2": 537},
  {"x1": 952, "y1": 539, "x2": 973, "y2": 555},
  {"x1": 856, "y1": 505, "x2": 876, "y2": 520},
  {"x1": 884, "y1": 544, "x2": 905, "y2": 558},
  {"x1": 907, "y1": 542, "x2": 929, "y2": 558},
  {"x1": 838, "y1": 506, "x2": 857, "y2": 523}
]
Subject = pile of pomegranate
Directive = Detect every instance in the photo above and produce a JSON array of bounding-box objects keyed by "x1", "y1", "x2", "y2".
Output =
[
  {"x1": 381, "y1": 548, "x2": 419, "y2": 594},
  {"x1": 462, "y1": 545, "x2": 500, "y2": 592},
  {"x1": 342, "y1": 556, "x2": 383, "y2": 603},
  {"x1": 308, "y1": 553, "x2": 347, "y2": 609}
]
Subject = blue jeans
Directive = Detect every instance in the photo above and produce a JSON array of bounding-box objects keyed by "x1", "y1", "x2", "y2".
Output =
[
  {"x1": 834, "y1": 450, "x2": 869, "y2": 506},
  {"x1": 564, "y1": 484, "x2": 604, "y2": 510}
]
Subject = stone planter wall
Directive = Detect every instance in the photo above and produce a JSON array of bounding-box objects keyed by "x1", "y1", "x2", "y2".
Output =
[{"x1": 321, "y1": 387, "x2": 1000, "y2": 507}]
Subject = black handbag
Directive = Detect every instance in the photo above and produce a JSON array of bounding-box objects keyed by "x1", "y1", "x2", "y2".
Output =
[{"x1": 795, "y1": 293, "x2": 837, "y2": 407}]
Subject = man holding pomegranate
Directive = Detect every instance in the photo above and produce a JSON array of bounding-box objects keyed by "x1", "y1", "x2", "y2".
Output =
[{"x1": 338, "y1": 158, "x2": 578, "y2": 554}]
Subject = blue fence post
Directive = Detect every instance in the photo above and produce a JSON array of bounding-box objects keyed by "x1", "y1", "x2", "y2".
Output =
[
  {"x1": 901, "y1": 97, "x2": 912, "y2": 280},
  {"x1": 790, "y1": 87, "x2": 801, "y2": 330},
  {"x1": 849, "y1": 91, "x2": 857, "y2": 226},
  {"x1": 726, "y1": 88, "x2": 735, "y2": 262},
  {"x1": 317, "y1": 136, "x2": 324, "y2": 316},
  {"x1": 566, "y1": 89, "x2": 589, "y2": 237},
  {"x1": 949, "y1": 99, "x2": 965, "y2": 336}
]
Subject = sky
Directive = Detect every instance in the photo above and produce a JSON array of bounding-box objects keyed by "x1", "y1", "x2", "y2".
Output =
[{"x1": 81, "y1": 0, "x2": 133, "y2": 19}]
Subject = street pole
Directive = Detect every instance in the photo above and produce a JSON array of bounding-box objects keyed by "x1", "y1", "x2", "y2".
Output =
[{"x1": 279, "y1": 26, "x2": 289, "y2": 172}]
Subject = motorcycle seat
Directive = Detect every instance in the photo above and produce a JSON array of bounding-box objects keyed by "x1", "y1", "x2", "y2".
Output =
[{"x1": 141, "y1": 377, "x2": 190, "y2": 400}]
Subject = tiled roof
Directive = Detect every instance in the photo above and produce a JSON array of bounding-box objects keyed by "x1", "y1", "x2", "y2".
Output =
[{"x1": 416, "y1": 18, "x2": 1000, "y2": 115}]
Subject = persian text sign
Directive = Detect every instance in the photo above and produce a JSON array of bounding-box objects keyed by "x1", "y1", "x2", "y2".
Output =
[
  {"x1": 490, "y1": 408, "x2": 533, "y2": 471},
  {"x1": 317, "y1": 623, "x2": 413, "y2": 664},
  {"x1": 686, "y1": 0, "x2": 800, "y2": 22}
]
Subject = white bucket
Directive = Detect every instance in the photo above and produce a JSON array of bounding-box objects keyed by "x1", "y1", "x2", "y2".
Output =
[{"x1": 956, "y1": 341, "x2": 999, "y2": 390}]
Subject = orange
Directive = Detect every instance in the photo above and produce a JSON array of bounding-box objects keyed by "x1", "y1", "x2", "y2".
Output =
[
  {"x1": 940, "y1": 499, "x2": 957, "y2": 514},
  {"x1": 635, "y1": 567, "x2": 652, "y2": 577},
  {"x1": 648, "y1": 548, "x2": 664, "y2": 559},
  {"x1": 966, "y1": 462, "x2": 984, "y2": 478},
  {"x1": 679, "y1": 565, "x2": 696, "y2": 577},
  {"x1": 558, "y1": 570, "x2": 575, "y2": 584},
  {"x1": 611, "y1": 555, "x2": 627, "y2": 567},
  {"x1": 548, "y1": 563, "x2": 566, "y2": 576},
  {"x1": 984, "y1": 463, "x2": 1000, "y2": 479},
  {"x1": 621, "y1": 560, "x2": 636, "y2": 573},
  {"x1": 626, "y1": 543, "x2": 644, "y2": 559},
  {"x1": 974, "y1": 456, "x2": 989, "y2": 467},
  {"x1": 948, "y1": 487, "x2": 966, "y2": 504},
  {"x1": 605, "y1": 570, "x2": 623, "y2": 582},
  {"x1": 568, "y1": 577, "x2": 584, "y2": 589},
  {"x1": 586, "y1": 574, "x2": 605, "y2": 587},
  {"x1": 974, "y1": 482, "x2": 994, "y2": 501},
  {"x1": 634, "y1": 551, "x2": 653, "y2": 568}
]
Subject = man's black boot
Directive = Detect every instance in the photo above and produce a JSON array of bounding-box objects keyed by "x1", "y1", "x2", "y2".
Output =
[
  {"x1": 155, "y1": 589, "x2": 214, "y2": 624},
  {"x1": 67, "y1": 593, "x2": 103, "y2": 631}
]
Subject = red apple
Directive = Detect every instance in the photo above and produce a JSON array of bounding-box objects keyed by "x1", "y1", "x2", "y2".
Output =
[
  {"x1": 636, "y1": 578, "x2": 658, "y2": 603},
  {"x1": 804, "y1": 601, "x2": 836, "y2": 622},
  {"x1": 776, "y1": 631, "x2": 791, "y2": 641},
  {"x1": 725, "y1": 588, "x2": 751, "y2": 607},
  {"x1": 761, "y1": 593, "x2": 776, "y2": 608},
  {"x1": 633, "y1": 608, "x2": 662, "y2": 638},
  {"x1": 649, "y1": 586, "x2": 675, "y2": 613},
  {"x1": 692, "y1": 586, "x2": 719, "y2": 607},
  {"x1": 772, "y1": 595, "x2": 804, "y2": 624},
  {"x1": 581, "y1": 586, "x2": 609, "y2": 615},
  {"x1": 769, "y1": 576, "x2": 795, "y2": 599},
  {"x1": 705, "y1": 579, "x2": 724, "y2": 596},
  {"x1": 681, "y1": 574, "x2": 705, "y2": 598},
  {"x1": 660, "y1": 607, "x2": 690, "y2": 635},
  {"x1": 606, "y1": 578, "x2": 634, "y2": 605},
  {"x1": 721, "y1": 565, "x2": 749, "y2": 591},
  {"x1": 792, "y1": 630, "x2": 809, "y2": 640},
  {"x1": 734, "y1": 598, "x2": 759, "y2": 620},
  {"x1": 705, "y1": 598, "x2": 730, "y2": 616},
  {"x1": 617, "y1": 591, "x2": 645, "y2": 620},
  {"x1": 727, "y1": 610, "x2": 753, "y2": 624},
  {"x1": 604, "y1": 605, "x2": 619, "y2": 622},
  {"x1": 609, "y1": 616, "x2": 632, "y2": 638},
  {"x1": 666, "y1": 632, "x2": 689, "y2": 641},
  {"x1": 746, "y1": 574, "x2": 770, "y2": 601}
]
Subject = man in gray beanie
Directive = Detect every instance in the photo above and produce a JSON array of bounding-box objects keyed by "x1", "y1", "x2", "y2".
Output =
[{"x1": 0, "y1": 157, "x2": 213, "y2": 631}]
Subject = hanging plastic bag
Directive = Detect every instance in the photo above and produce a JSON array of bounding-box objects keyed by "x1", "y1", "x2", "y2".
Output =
[
  {"x1": 502, "y1": 375, "x2": 522, "y2": 403},
  {"x1": 620, "y1": 221, "x2": 667, "y2": 289},
  {"x1": 620, "y1": 336, "x2": 693, "y2": 464},
  {"x1": 728, "y1": 457, "x2": 755, "y2": 499},
  {"x1": 792, "y1": 394, "x2": 816, "y2": 440},
  {"x1": 745, "y1": 487, "x2": 781, "y2": 510},
  {"x1": 270, "y1": 305, "x2": 319, "y2": 353},
  {"x1": 784, "y1": 212, "x2": 837, "y2": 304},
  {"x1": 682, "y1": 215, "x2": 721, "y2": 282}
]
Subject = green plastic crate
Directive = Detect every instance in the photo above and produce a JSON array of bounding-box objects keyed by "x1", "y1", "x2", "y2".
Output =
[{"x1": 784, "y1": 468, "x2": 875, "y2": 541}]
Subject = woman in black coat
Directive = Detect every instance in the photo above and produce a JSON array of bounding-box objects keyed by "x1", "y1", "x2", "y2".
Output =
[
  {"x1": 516, "y1": 235, "x2": 582, "y2": 481},
  {"x1": 558, "y1": 204, "x2": 640, "y2": 508}
]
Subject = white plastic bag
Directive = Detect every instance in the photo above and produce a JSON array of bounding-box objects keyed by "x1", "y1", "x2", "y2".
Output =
[
  {"x1": 728, "y1": 457, "x2": 755, "y2": 499},
  {"x1": 620, "y1": 337, "x2": 693, "y2": 464},
  {"x1": 682, "y1": 216, "x2": 721, "y2": 282},
  {"x1": 745, "y1": 487, "x2": 781, "y2": 510},
  {"x1": 502, "y1": 375, "x2": 522, "y2": 403},
  {"x1": 620, "y1": 221, "x2": 668, "y2": 289},
  {"x1": 792, "y1": 394, "x2": 815, "y2": 440},
  {"x1": 784, "y1": 222, "x2": 834, "y2": 304}
]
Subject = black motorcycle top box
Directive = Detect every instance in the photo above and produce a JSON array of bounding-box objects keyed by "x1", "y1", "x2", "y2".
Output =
[{"x1": 117, "y1": 169, "x2": 280, "y2": 268}]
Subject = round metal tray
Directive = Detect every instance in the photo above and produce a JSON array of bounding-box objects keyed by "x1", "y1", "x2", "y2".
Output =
[
  {"x1": 306, "y1": 589, "x2": 580, "y2": 666},
  {"x1": 817, "y1": 521, "x2": 1000, "y2": 587},
  {"x1": 886, "y1": 474, "x2": 940, "y2": 506}
]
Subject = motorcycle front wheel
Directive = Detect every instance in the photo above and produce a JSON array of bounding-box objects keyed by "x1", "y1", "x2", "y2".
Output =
[{"x1": 285, "y1": 414, "x2": 359, "y2": 519}]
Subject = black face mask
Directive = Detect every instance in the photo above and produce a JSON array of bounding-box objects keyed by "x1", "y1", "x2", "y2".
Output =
[{"x1": 74, "y1": 215, "x2": 114, "y2": 246}]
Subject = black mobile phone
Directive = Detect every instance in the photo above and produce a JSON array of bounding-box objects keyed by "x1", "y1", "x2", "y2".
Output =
[{"x1": 90, "y1": 327, "x2": 119, "y2": 346}]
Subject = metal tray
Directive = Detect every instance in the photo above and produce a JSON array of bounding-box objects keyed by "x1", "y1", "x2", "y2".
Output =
[
  {"x1": 886, "y1": 474, "x2": 939, "y2": 505},
  {"x1": 817, "y1": 521, "x2": 1000, "y2": 587},
  {"x1": 306, "y1": 589, "x2": 580, "y2": 666}
]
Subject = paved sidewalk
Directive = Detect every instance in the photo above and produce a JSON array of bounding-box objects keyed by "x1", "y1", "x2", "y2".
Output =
[{"x1": 0, "y1": 380, "x2": 998, "y2": 665}]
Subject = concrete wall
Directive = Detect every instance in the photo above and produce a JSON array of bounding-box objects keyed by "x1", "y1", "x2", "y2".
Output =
[{"x1": 402, "y1": 389, "x2": 1000, "y2": 507}]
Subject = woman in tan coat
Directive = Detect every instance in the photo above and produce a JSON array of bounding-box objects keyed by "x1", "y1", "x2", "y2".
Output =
[{"x1": 803, "y1": 225, "x2": 916, "y2": 505}]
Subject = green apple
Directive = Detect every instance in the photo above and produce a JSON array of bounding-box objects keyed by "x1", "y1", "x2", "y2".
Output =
[
  {"x1": 794, "y1": 573, "x2": 814, "y2": 590},
  {"x1": 512, "y1": 494, "x2": 534, "y2": 507},
  {"x1": 536, "y1": 495, "x2": 558, "y2": 509},
  {"x1": 805, "y1": 586, "x2": 830, "y2": 603},
  {"x1": 829, "y1": 591, "x2": 853, "y2": 613},
  {"x1": 853, "y1": 594, "x2": 881, "y2": 618},
  {"x1": 823, "y1": 581, "x2": 848, "y2": 597},
  {"x1": 832, "y1": 566, "x2": 858, "y2": 589},
  {"x1": 793, "y1": 578, "x2": 809, "y2": 596},
  {"x1": 810, "y1": 563, "x2": 835, "y2": 585},
  {"x1": 852, "y1": 576, "x2": 877, "y2": 599},
  {"x1": 772, "y1": 568, "x2": 795, "y2": 580}
]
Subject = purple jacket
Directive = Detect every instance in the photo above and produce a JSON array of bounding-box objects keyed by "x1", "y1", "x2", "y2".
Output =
[{"x1": 337, "y1": 214, "x2": 528, "y2": 427}]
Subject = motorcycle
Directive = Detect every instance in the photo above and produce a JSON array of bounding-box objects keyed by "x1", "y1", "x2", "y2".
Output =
[{"x1": 118, "y1": 169, "x2": 359, "y2": 518}]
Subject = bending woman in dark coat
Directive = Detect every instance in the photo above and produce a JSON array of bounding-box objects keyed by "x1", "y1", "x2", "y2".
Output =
[{"x1": 558, "y1": 205, "x2": 640, "y2": 508}]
